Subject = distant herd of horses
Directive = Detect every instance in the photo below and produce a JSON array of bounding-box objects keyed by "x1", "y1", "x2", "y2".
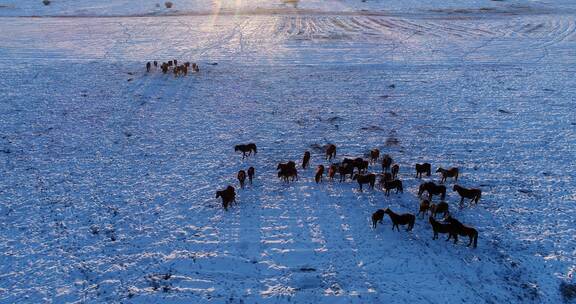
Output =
[
  {"x1": 217, "y1": 143, "x2": 481, "y2": 248},
  {"x1": 146, "y1": 59, "x2": 200, "y2": 77}
]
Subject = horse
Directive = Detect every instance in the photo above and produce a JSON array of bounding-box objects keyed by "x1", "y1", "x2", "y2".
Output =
[
  {"x1": 325, "y1": 144, "x2": 337, "y2": 161},
  {"x1": 370, "y1": 149, "x2": 380, "y2": 164},
  {"x1": 315, "y1": 165, "x2": 324, "y2": 183},
  {"x1": 372, "y1": 209, "x2": 385, "y2": 228},
  {"x1": 383, "y1": 179, "x2": 403, "y2": 196},
  {"x1": 418, "y1": 182, "x2": 446, "y2": 201},
  {"x1": 234, "y1": 143, "x2": 257, "y2": 159},
  {"x1": 174, "y1": 59, "x2": 178, "y2": 66},
  {"x1": 302, "y1": 151, "x2": 311, "y2": 169},
  {"x1": 184, "y1": 62, "x2": 190, "y2": 68},
  {"x1": 247, "y1": 167, "x2": 255, "y2": 184},
  {"x1": 278, "y1": 166, "x2": 298, "y2": 182},
  {"x1": 168, "y1": 60, "x2": 173, "y2": 66},
  {"x1": 415, "y1": 163, "x2": 431, "y2": 178},
  {"x1": 277, "y1": 161, "x2": 296, "y2": 172},
  {"x1": 430, "y1": 201, "x2": 449, "y2": 218},
  {"x1": 429, "y1": 216, "x2": 454, "y2": 240},
  {"x1": 328, "y1": 164, "x2": 337, "y2": 180},
  {"x1": 436, "y1": 167, "x2": 459, "y2": 183},
  {"x1": 181, "y1": 65, "x2": 188, "y2": 76},
  {"x1": 453, "y1": 185, "x2": 481, "y2": 207},
  {"x1": 192, "y1": 63, "x2": 199, "y2": 72},
  {"x1": 146, "y1": 62, "x2": 151, "y2": 72},
  {"x1": 418, "y1": 199, "x2": 430, "y2": 218},
  {"x1": 343, "y1": 157, "x2": 368, "y2": 174},
  {"x1": 381, "y1": 154, "x2": 393, "y2": 172},
  {"x1": 391, "y1": 164, "x2": 399, "y2": 180},
  {"x1": 153, "y1": 61, "x2": 158, "y2": 67},
  {"x1": 383, "y1": 208, "x2": 415, "y2": 231},
  {"x1": 237, "y1": 170, "x2": 246, "y2": 188},
  {"x1": 446, "y1": 216, "x2": 478, "y2": 248},
  {"x1": 352, "y1": 173, "x2": 376, "y2": 191},
  {"x1": 216, "y1": 186, "x2": 236, "y2": 211},
  {"x1": 338, "y1": 163, "x2": 354, "y2": 182},
  {"x1": 161, "y1": 63, "x2": 168, "y2": 74}
]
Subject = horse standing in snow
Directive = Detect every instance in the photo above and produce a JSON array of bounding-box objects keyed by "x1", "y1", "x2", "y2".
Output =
[
  {"x1": 415, "y1": 163, "x2": 431, "y2": 178},
  {"x1": 372, "y1": 209, "x2": 385, "y2": 228},
  {"x1": 429, "y1": 216, "x2": 454, "y2": 240},
  {"x1": 315, "y1": 165, "x2": 324, "y2": 183},
  {"x1": 446, "y1": 216, "x2": 478, "y2": 248},
  {"x1": 369, "y1": 149, "x2": 380, "y2": 163},
  {"x1": 383, "y1": 179, "x2": 403, "y2": 196},
  {"x1": 453, "y1": 185, "x2": 481, "y2": 207},
  {"x1": 237, "y1": 170, "x2": 246, "y2": 189},
  {"x1": 216, "y1": 186, "x2": 236, "y2": 211},
  {"x1": 302, "y1": 151, "x2": 311, "y2": 169},
  {"x1": 235, "y1": 143, "x2": 257, "y2": 159},
  {"x1": 418, "y1": 182, "x2": 446, "y2": 201},
  {"x1": 418, "y1": 199, "x2": 430, "y2": 218},
  {"x1": 328, "y1": 164, "x2": 337, "y2": 180},
  {"x1": 383, "y1": 208, "x2": 415, "y2": 232},
  {"x1": 247, "y1": 167, "x2": 255, "y2": 184},
  {"x1": 325, "y1": 144, "x2": 337, "y2": 161},
  {"x1": 381, "y1": 154, "x2": 392, "y2": 172},
  {"x1": 146, "y1": 62, "x2": 151, "y2": 72},
  {"x1": 352, "y1": 173, "x2": 376, "y2": 191},
  {"x1": 436, "y1": 167, "x2": 459, "y2": 183},
  {"x1": 391, "y1": 164, "x2": 399, "y2": 180},
  {"x1": 430, "y1": 201, "x2": 449, "y2": 218}
]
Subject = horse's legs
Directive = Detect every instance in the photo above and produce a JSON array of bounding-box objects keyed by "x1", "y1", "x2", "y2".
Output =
[{"x1": 459, "y1": 197, "x2": 465, "y2": 209}]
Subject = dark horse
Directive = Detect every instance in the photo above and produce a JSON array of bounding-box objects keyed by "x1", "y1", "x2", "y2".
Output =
[
  {"x1": 383, "y1": 208, "x2": 415, "y2": 231},
  {"x1": 302, "y1": 151, "x2": 311, "y2": 169},
  {"x1": 277, "y1": 161, "x2": 298, "y2": 182},
  {"x1": 453, "y1": 185, "x2": 481, "y2": 207},
  {"x1": 315, "y1": 165, "x2": 324, "y2": 183},
  {"x1": 391, "y1": 164, "x2": 399, "y2": 180},
  {"x1": 328, "y1": 164, "x2": 337, "y2": 180},
  {"x1": 325, "y1": 144, "x2": 337, "y2": 161},
  {"x1": 436, "y1": 167, "x2": 459, "y2": 183},
  {"x1": 381, "y1": 154, "x2": 393, "y2": 172},
  {"x1": 429, "y1": 216, "x2": 454, "y2": 240},
  {"x1": 216, "y1": 186, "x2": 236, "y2": 211},
  {"x1": 415, "y1": 163, "x2": 431, "y2": 178},
  {"x1": 369, "y1": 149, "x2": 380, "y2": 164},
  {"x1": 338, "y1": 163, "x2": 354, "y2": 182},
  {"x1": 372, "y1": 209, "x2": 385, "y2": 228},
  {"x1": 418, "y1": 182, "x2": 446, "y2": 201},
  {"x1": 418, "y1": 199, "x2": 430, "y2": 218},
  {"x1": 383, "y1": 179, "x2": 403, "y2": 196},
  {"x1": 247, "y1": 167, "x2": 255, "y2": 184},
  {"x1": 352, "y1": 173, "x2": 376, "y2": 191},
  {"x1": 430, "y1": 201, "x2": 449, "y2": 218},
  {"x1": 446, "y1": 216, "x2": 478, "y2": 248},
  {"x1": 237, "y1": 170, "x2": 246, "y2": 188},
  {"x1": 235, "y1": 143, "x2": 257, "y2": 159}
]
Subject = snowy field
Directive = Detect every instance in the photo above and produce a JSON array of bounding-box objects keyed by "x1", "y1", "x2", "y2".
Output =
[{"x1": 0, "y1": 1, "x2": 575, "y2": 303}]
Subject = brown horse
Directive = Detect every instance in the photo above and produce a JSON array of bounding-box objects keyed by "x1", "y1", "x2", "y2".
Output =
[
  {"x1": 216, "y1": 186, "x2": 236, "y2": 211},
  {"x1": 153, "y1": 61, "x2": 158, "y2": 67},
  {"x1": 446, "y1": 216, "x2": 478, "y2": 248},
  {"x1": 237, "y1": 170, "x2": 246, "y2": 188},
  {"x1": 369, "y1": 149, "x2": 380, "y2": 164},
  {"x1": 278, "y1": 167, "x2": 298, "y2": 182},
  {"x1": 325, "y1": 144, "x2": 337, "y2": 161},
  {"x1": 315, "y1": 165, "x2": 324, "y2": 183},
  {"x1": 429, "y1": 216, "x2": 454, "y2": 240},
  {"x1": 453, "y1": 185, "x2": 481, "y2": 207},
  {"x1": 418, "y1": 182, "x2": 446, "y2": 201},
  {"x1": 430, "y1": 201, "x2": 449, "y2": 218},
  {"x1": 383, "y1": 179, "x2": 403, "y2": 196},
  {"x1": 328, "y1": 164, "x2": 337, "y2": 180},
  {"x1": 418, "y1": 199, "x2": 430, "y2": 218},
  {"x1": 415, "y1": 163, "x2": 431, "y2": 178},
  {"x1": 436, "y1": 167, "x2": 459, "y2": 183},
  {"x1": 381, "y1": 154, "x2": 392, "y2": 172},
  {"x1": 235, "y1": 143, "x2": 257, "y2": 159},
  {"x1": 383, "y1": 208, "x2": 415, "y2": 231},
  {"x1": 352, "y1": 173, "x2": 376, "y2": 191},
  {"x1": 302, "y1": 151, "x2": 311, "y2": 169},
  {"x1": 277, "y1": 161, "x2": 296, "y2": 172},
  {"x1": 372, "y1": 209, "x2": 385, "y2": 228},
  {"x1": 338, "y1": 163, "x2": 354, "y2": 182},
  {"x1": 391, "y1": 164, "x2": 399, "y2": 180},
  {"x1": 247, "y1": 167, "x2": 255, "y2": 184},
  {"x1": 146, "y1": 62, "x2": 151, "y2": 72}
]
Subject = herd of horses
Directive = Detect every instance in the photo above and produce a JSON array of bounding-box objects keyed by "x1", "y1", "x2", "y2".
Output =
[
  {"x1": 146, "y1": 59, "x2": 200, "y2": 77},
  {"x1": 216, "y1": 143, "x2": 482, "y2": 248}
]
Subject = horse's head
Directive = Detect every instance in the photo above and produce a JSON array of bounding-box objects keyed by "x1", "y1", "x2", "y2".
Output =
[
  {"x1": 227, "y1": 186, "x2": 235, "y2": 193},
  {"x1": 215, "y1": 191, "x2": 221, "y2": 198},
  {"x1": 234, "y1": 145, "x2": 240, "y2": 152},
  {"x1": 383, "y1": 208, "x2": 391, "y2": 214}
]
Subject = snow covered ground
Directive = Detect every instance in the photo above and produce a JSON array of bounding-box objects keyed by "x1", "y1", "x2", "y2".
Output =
[{"x1": 0, "y1": 1, "x2": 575, "y2": 303}]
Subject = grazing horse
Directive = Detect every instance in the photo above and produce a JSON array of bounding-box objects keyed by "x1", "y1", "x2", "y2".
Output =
[
  {"x1": 234, "y1": 143, "x2": 257, "y2": 159},
  {"x1": 325, "y1": 144, "x2": 337, "y2": 161},
  {"x1": 453, "y1": 185, "x2": 481, "y2": 207},
  {"x1": 383, "y1": 208, "x2": 415, "y2": 231},
  {"x1": 415, "y1": 163, "x2": 431, "y2": 178},
  {"x1": 302, "y1": 151, "x2": 311, "y2": 169},
  {"x1": 247, "y1": 167, "x2": 255, "y2": 184},
  {"x1": 315, "y1": 165, "x2": 324, "y2": 183},
  {"x1": 343, "y1": 157, "x2": 368, "y2": 174},
  {"x1": 153, "y1": 61, "x2": 158, "y2": 67},
  {"x1": 446, "y1": 216, "x2": 478, "y2": 248},
  {"x1": 338, "y1": 163, "x2": 354, "y2": 182},
  {"x1": 391, "y1": 164, "x2": 399, "y2": 180},
  {"x1": 383, "y1": 179, "x2": 403, "y2": 196},
  {"x1": 436, "y1": 167, "x2": 459, "y2": 183},
  {"x1": 381, "y1": 154, "x2": 392, "y2": 172},
  {"x1": 418, "y1": 199, "x2": 430, "y2": 218},
  {"x1": 370, "y1": 149, "x2": 380, "y2": 163},
  {"x1": 429, "y1": 216, "x2": 454, "y2": 240},
  {"x1": 237, "y1": 170, "x2": 246, "y2": 188},
  {"x1": 352, "y1": 173, "x2": 376, "y2": 191},
  {"x1": 146, "y1": 62, "x2": 151, "y2": 72},
  {"x1": 278, "y1": 167, "x2": 298, "y2": 182},
  {"x1": 277, "y1": 161, "x2": 296, "y2": 172},
  {"x1": 328, "y1": 164, "x2": 337, "y2": 180},
  {"x1": 216, "y1": 186, "x2": 236, "y2": 211},
  {"x1": 372, "y1": 209, "x2": 385, "y2": 228},
  {"x1": 418, "y1": 182, "x2": 446, "y2": 201},
  {"x1": 430, "y1": 201, "x2": 449, "y2": 218}
]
